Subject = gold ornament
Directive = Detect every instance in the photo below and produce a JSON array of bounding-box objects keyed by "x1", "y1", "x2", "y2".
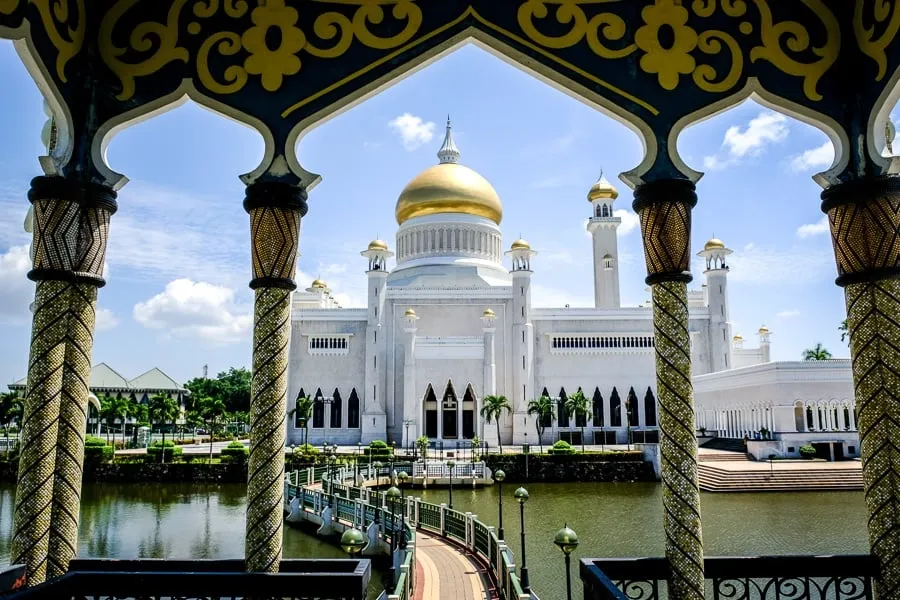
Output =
[
  {"x1": 241, "y1": 0, "x2": 306, "y2": 92},
  {"x1": 635, "y1": 0, "x2": 699, "y2": 91}
]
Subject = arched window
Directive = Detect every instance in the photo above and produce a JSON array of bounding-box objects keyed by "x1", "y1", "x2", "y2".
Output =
[
  {"x1": 592, "y1": 388, "x2": 604, "y2": 426},
  {"x1": 627, "y1": 387, "x2": 640, "y2": 427},
  {"x1": 330, "y1": 388, "x2": 342, "y2": 428},
  {"x1": 312, "y1": 388, "x2": 324, "y2": 428},
  {"x1": 575, "y1": 387, "x2": 587, "y2": 428},
  {"x1": 348, "y1": 389, "x2": 360, "y2": 429},
  {"x1": 610, "y1": 388, "x2": 622, "y2": 427},
  {"x1": 294, "y1": 388, "x2": 306, "y2": 428},
  {"x1": 558, "y1": 387, "x2": 569, "y2": 428},
  {"x1": 644, "y1": 388, "x2": 657, "y2": 427},
  {"x1": 806, "y1": 406, "x2": 814, "y2": 429},
  {"x1": 424, "y1": 385, "x2": 438, "y2": 438}
]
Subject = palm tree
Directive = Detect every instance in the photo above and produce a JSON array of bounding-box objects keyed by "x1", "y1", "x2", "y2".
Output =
[
  {"x1": 149, "y1": 393, "x2": 179, "y2": 463},
  {"x1": 527, "y1": 395, "x2": 555, "y2": 455},
  {"x1": 288, "y1": 394, "x2": 313, "y2": 448},
  {"x1": 98, "y1": 394, "x2": 118, "y2": 444},
  {"x1": 480, "y1": 395, "x2": 511, "y2": 454},
  {"x1": 803, "y1": 343, "x2": 832, "y2": 361},
  {"x1": 111, "y1": 396, "x2": 130, "y2": 450},
  {"x1": 564, "y1": 389, "x2": 590, "y2": 453},
  {"x1": 839, "y1": 319, "x2": 849, "y2": 343},
  {"x1": 200, "y1": 396, "x2": 226, "y2": 464},
  {"x1": 0, "y1": 392, "x2": 23, "y2": 441},
  {"x1": 128, "y1": 397, "x2": 149, "y2": 444}
]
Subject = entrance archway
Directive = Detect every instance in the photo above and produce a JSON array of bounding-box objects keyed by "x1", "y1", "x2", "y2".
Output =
[
  {"x1": 462, "y1": 385, "x2": 476, "y2": 440},
  {"x1": 423, "y1": 384, "x2": 438, "y2": 439},
  {"x1": 441, "y1": 381, "x2": 458, "y2": 440}
]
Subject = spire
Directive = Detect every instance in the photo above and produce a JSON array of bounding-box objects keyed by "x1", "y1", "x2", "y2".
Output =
[{"x1": 437, "y1": 116, "x2": 460, "y2": 164}]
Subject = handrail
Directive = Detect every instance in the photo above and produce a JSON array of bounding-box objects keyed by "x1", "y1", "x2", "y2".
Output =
[{"x1": 286, "y1": 464, "x2": 535, "y2": 600}]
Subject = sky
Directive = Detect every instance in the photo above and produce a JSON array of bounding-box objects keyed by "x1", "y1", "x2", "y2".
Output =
[{"x1": 0, "y1": 42, "x2": 865, "y2": 389}]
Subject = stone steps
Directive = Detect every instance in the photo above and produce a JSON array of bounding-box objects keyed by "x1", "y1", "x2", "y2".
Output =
[
  {"x1": 698, "y1": 463, "x2": 863, "y2": 492},
  {"x1": 698, "y1": 453, "x2": 749, "y2": 462},
  {"x1": 700, "y1": 438, "x2": 746, "y2": 453}
]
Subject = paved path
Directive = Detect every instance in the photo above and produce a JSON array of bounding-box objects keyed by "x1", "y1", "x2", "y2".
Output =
[{"x1": 414, "y1": 532, "x2": 491, "y2": 600}]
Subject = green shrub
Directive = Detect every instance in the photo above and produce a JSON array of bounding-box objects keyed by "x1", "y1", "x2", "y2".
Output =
[
  {"x1": 84, "y1": 436, "x2": 114, "y2": 464},
  {"x1": 296, "y1": 443, "x2": 319, "y2": 457},
  {"x1": 799, "y1": 445, "x2": 817, "y2": 459},
  {"x1": 146, "y1": 440, "x2": 183, "y2": 462},
  {"x1": 368, "y1": 440, "x2": 394, "y2": 457},
  {"x1": 221, "y1": 441, "x2": 249, "y2": 464},
  {"x1": 548, "y1": 440, "x2": 575, "y2": 455}
]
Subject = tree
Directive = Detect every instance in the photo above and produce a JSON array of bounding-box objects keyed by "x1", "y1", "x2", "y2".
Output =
[
  {"x1": 839, "y1": 319, "x2": 849, "y2": 343},
  {"x1": 288, "y1": 394, "x2": 313, "y2": 448},
  {"x1": 0, "y1": 392, "x2": 23, "y2": 440},
  {"x1": 803, "y1": 343, "x2": 832, "y2": 361},
  {"x1": 98, "y1": 395, "x2": 118, "y2": 444},
  {"x1": 215, "y1": 367, "x2": 252, "y2": 413},
  {"x1": 480, "y1": 395, "x2": 511, "y2": 454},
  {"x1": 149, "y1": 393, "x2": 179, "y2": 463},
  {"x1": 200, "y1": 396, "x2": 227, "y2": 464},
  {"x1": 111, "y1": 396, "x2": 130, "y2": 449},
  {"x1": 564, "y1": 389, "x2": 590, "y2": 453},
  {"x1": 527, "y1": 395, "x2": 555, "y2": 455}
]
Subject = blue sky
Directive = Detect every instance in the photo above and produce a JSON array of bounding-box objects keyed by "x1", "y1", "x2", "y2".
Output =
[{"x1": 0, "y1": 42, "x2": 857, "y2": 388}]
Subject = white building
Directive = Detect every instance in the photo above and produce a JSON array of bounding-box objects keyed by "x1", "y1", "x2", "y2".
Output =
[{"x1": 287, "y1": 120, "x2": 798, "y2": 450}]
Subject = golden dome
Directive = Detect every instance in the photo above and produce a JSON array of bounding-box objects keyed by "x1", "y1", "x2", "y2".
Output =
[
  {"x1": 733, "y1": 334, "x2": 743, "y2": 341},
  {"x1": 587, "y1": 174, "x2": 619, "y2": 201},
  {"x1": 510, "y1": 238, "x2": 531, "y2": 251},
  {"x1": 395, "y1": 162, "x2": 502, "y2": 225},
  {"x1": 758, "y1": 325, "x2": 770, "y2": 334},
  {"x1": 368, "y1": 239, "x2": 388, "y2": 251},
  {"x1": 404, "y1": 307, "x2": 417, "y2": 318},
  {"x1": 311, "y1": 278, "x2": 327, "y2": 289},
  {"x1": 482, "y1": 307, "x2": 495, "y2": 318},
  {"x1": 704, "y1": 238, "x2": 726, "y2": 251}
]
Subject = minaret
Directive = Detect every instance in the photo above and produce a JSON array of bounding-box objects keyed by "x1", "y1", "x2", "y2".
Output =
[
  {"x1": 758, "y1": 325, "x2": 772, "y2": 362},
  {"x1": 437, "y1": 116, "x2": 460, "y2": 164},
  {"x1": 697, "y1": 237, "x2": 734, "y2": 372},
  {"x1": 506, "y1": 239, "x2": 536, "y2": 444},
  {"x1": 360, "y1": 239, "x2": 393, "y2": 443},
  {"x1": 401, "y1": 308, "x2": 419, "y2": 448},
  {"x1": 586, "y1": 173, "x2": 621, "y2": 308}
]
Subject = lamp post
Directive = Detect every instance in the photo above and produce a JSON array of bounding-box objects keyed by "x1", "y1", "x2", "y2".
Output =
[
  {"x1": 327, "y1": 453, "x2": 336, "y2": 507},
  {"x1": 289, "y1": 444, "x2": 296, "y2": 473},
  {"x1": 403, "y1": 419, "x2": 413, "y2": 452},
  {"x1": 341, "y1": 527, "x2": 367, "y2": 558},
  {"x1": 447, "y1": 460, "x2": 455, "y2": 509},
  {"x1": 390, "y1": 440, "x2": 396, "y2": 484},
  {"x1": 373, "y1": 461, "x2": 382, "y2": 487},
  {"x1": 493, "y1": 469, "x2": 505, "y2": 539},
  {"x1": 397, "y1": 471, "x2": 409, "y2": 550},
  {"x1": 554, "y1": 524, "x2": 579, "y2": 600},
  {"x1": 514, "y1": 486, "x2": 530, "y2": 592},
  {"x1": 385, "y1": 485, "x2": 401, "y2": 592},
  {"x1": 356, "y1": 441, "x2": 361, "y2": 485}
]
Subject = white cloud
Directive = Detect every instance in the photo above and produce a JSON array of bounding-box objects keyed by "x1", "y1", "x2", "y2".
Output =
[
  {"x1": 133, "y1": 279, "x2": 252, "y2": 344},
  {"x1": 0, "y1": 244, "x2": 33, "y2": 324},
  {"x1": 95, "y1": 308, "x2": 120, "y2": 332},
  {"x1": 701, "y1": 243, "x2": 833, "y2": 285},
  {"x1": 703, "y1": 112, "x2": 789, "y2": 170},
  {"x1": 796, "y1": 215, "x2": 829, "y2": 239},
  {"x1": 388, "y1": 113, "x2": 436, "y2": 150},
  {"x1": 777, "y1": 309, "x2": 801, "y2": 318},
  {"x1": 790, "y1": 141, "x2": 834, "y2": 172},
  {"x1": 614, "y1": 209, "x2": 640, "y2": 236},
  {"x1": 531, "y1": 175, "x2": 572, "y2": 189},
  {"x1": 531, "y1": 283, "x2": 593, "y2": 308}
]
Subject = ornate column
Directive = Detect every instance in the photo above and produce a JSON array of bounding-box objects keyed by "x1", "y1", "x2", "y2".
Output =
[
  {"x1": 47, "y1": 179, "x2": 116, "y2": 579},
  {"x1": 243, "y1": 181, "x2": 305, "y2": 573},
  {"x1": 822, "y1": 175, "x2": 900, "y2": 597},
  {"x1": 402, "y1": 309, "x2": 418, "y2": 446},
  {"x1": 11, "y1": 176, "x2": 81, "y2": 584},
  {"x1": 633, "y1": 178, "x2": 703, "y2": 600}
]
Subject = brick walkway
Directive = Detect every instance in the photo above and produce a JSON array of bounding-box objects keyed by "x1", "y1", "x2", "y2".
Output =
[{"x1": 414, "y1": 532, "x2": 490, "y2": 600}]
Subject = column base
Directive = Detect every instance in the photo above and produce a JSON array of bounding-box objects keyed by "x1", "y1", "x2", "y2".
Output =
[{"x1": 360, "y1": 412, "x2": 386, "y2": 445}]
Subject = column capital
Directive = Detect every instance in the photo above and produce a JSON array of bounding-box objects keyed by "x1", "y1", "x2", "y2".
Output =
[
  {"x1": 821, "y1": 175, "x2": 900, "y2": 287},
  {"x1": 633, "y1": 179, "x2": 697, "y2": 286},
  {"x1": 246, "y1": 182, "x2": 307, "y2": 291}
]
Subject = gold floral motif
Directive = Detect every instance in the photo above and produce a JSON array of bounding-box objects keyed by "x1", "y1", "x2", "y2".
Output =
[
  {"x1": 516, "y1": 0, "x2": 635, "y2": 59},
  {"x1": 0, "y1": 0, "x2": 19, "y2": 16},
  {"x1": 855, "y1": 0, "x2": 900, "y2": 81},
  {"x1": 749, "y1": 0, "x2": 839, "y2": 102},
  {"x1": 242, "y1": 0, "x2": 305, "y2": 92},
  {"x1": 31, "y1": 0, "x2": 85, "y2": 83},
  {"x1": 635, "y1": 0, "x2": 698, "y2": 91}
]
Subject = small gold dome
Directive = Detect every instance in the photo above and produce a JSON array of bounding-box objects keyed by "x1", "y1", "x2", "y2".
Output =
[
  {"x1": 311, "y1": 278, "x2": 327, "y2": 289},
  {"x1": 587, "y1": 174, "x2": 619, "y2": 201},
  {"x1": 704, "y1": 238, "x2": 726, "y2": 251},
  {"x1": 483, "y1": 307, "x2": 495, "y2": 318},
  {"x1": 404, "y1": 307, "x2": 417, "y2": 318},
  {"x1": 395, "y1": 163, "x2": 502, "y2": 225},
  {"x1": 510, "y1": 238, "x2": 531, "y2": 251},
  {"x1": 758, "y1": 325, "x2": 770, "y2": 334},
  {"x1": 733, "y1": 334, "x2": 743, "y2": 341},
  {"x1": 368, "y1": 239, "x2": 388, "y2": 251}
]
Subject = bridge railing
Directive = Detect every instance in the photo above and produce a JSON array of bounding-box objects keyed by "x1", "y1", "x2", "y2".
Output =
[{"x1": 580, "y1": 555, "x2": 878, "y2": 600}]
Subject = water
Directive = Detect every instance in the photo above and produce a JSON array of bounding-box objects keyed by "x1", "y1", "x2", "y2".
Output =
[{"x1": 0, "y1": 483, "x2": 869, "y2": 600}]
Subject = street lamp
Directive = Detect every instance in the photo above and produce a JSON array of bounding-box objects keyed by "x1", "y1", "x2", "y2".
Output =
[
  {"x1": 289, "y1": 444, "x2": 296, "y2": 473},
  {"x1": 403, "y1": 419, "x2": 413, "y2": 452},
  {"x1": 356, "y1": 442, "x2": 361, "y2": 485},
  {"x1": 397, "y1": 471, "x2": 409, "y2": 550},
  {"x1": 390, "y1": 440, "x2": 396, "y2": 484},
  {"x1": 554, "y1": 524, "x2": 579, "y2": 600},
  {"x1": 341, "y1": 527, "x2": 367, "y2": 557},
  {"x1": 373, "y1": 461, "x2": 383, "y2": 486},
  {"x1": 327, "y1": 453, "x2": 337, "y2": 507},
  {"x1": 493, "y1": 469, "x2": 506, "y2": 540},
  {"x1": 385, "y1": 485, "x2": 401, "y2": 592},
  {"x1": 447, "y1": 460, "x2": 455, "y2": 509},
  {"x1": 514, "y1": 486, "x2": 530, "y2": 592}
]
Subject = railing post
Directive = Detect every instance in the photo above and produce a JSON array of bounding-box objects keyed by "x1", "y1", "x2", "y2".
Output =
[
  {"x1": 465, "y1": 512, "x2": 473, "y2": 549},
  {"x1": 440, "y1": 503, "x2": 447, "y2": 537},
  {"x1": 414, "y1": 498, "x2": 421, "y2": 527}
]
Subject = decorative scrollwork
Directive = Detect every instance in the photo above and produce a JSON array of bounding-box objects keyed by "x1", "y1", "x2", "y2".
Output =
[
  {"x1": 517, "y1": 0, "x2": 635, "y2": 58},
  {"x1": 31, "y1": 0, "x2": 86, "y2": 83},
  {"x1": 618, "y1": 578, "x2": 659, "y2": 600},
  {"x1": 855, "y1": 0, "x2": 900, "y2": 81},
  {"x1": 0, "y1": 0, "x2": 20, "y2": 16}
]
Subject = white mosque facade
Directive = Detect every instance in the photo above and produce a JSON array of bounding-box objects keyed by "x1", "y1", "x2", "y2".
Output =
[{"x1": 286, "y1": 122, "x2": 859, "y2": 459}]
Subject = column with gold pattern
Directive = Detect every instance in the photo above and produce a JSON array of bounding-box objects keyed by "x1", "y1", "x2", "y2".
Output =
[
  {"x1": 244, "y1": 181, "x2": 305, "y2": 572},
  {"x1": 823, "y1": 176, "x2": 900, "y2": 598},
  {"x1": 46, "y1": 182, "x2": 116, "y2": 579},
  {"x1": 11, "y1": 176, "x2": 81, "y2": 584},
  {"x1": 633, "y1": 179, "x2": 704, "y2": 600}
]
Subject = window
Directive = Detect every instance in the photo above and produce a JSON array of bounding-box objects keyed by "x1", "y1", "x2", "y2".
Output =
[
  {"x1": 374, "y1": 331, "x2": 377, "y2": 343},
  {"x1": 308, "y1": 336, "x2": 350, "y2": 355},
  {"x1": 522, "y1": 331, "x2": 525, "y2": 343},
  {"x1": 521, "y1": 286, "x2": 524, "y2": 296},
  {"x1": 522, "y1": 306, "x2": 525, "y2": 317},
  {"x1": 374, "y1": 356, "x2": 377, "y2": 369},
  {"x1": 721, "y1": 305, "x2": 724, "y2": 315},
  {"x1": 375, "y1": 306, "x2": 378, "y2": 317},
  {"x1": 550, "y1": 335, "x2": 654, "y2": 353},
  {"x1": 522, "y1": 355, "x2": 525, "y2": 369},
  {"x1": 348, "y1": 389, "x2": 360, "y2": 428},
  {"x1": 719, "y1": 285, "x2": 723, "y2": 294},
  {"x1": 330, "y1": 389, "x2": 342, "y2": 428}
]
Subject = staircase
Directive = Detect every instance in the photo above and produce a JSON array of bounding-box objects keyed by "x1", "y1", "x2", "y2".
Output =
[
  {"x1": 700, "y1": 437, "x2": 746, "y2": 453},
  {"x1": 698, "y1": 462, "x2": 864, "y2": 492}
]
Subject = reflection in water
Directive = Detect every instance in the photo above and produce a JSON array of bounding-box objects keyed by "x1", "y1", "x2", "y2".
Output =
[{"x1": 0, "y1": 482, "x2": 869, "y2": 600}]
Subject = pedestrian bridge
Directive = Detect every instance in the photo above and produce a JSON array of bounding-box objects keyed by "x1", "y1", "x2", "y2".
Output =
[{"x1": 284, "y1": 464, "x2": 534, "y2": 600}]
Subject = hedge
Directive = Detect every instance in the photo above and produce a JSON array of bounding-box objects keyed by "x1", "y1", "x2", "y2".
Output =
[
  {"x1": 221, "y1": 441, "x2": 249, "y2": 464},
  {"x1": 84, "y1": 436, "x2": 114, "y2": 464},
  {"x1": 146, "y1": 440, "x2": 183, "y2": 462},
  {"x1": 367, "y1": 440, "x2": 394, "y2": 457},
  {"x1": 799, "y1": 445, "x2": 817, "y2": 459},
  {"x1": 547, "y1": 440, "x2": 575, "y2": 455}
]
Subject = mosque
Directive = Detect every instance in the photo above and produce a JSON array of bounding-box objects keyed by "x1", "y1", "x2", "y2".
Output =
[{"x1": 286, "y1": 121, "x2": 857, "y2": 458}]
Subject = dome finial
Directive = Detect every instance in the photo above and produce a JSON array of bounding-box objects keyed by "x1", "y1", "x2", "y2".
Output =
[{"x1": 437, "y1": 116, "x2": 460, "y2": 164}]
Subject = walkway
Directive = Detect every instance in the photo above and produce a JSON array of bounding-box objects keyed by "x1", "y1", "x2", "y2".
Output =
[{"x1": 414, "y1": 532, "x2": 491, "y2": 600}]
